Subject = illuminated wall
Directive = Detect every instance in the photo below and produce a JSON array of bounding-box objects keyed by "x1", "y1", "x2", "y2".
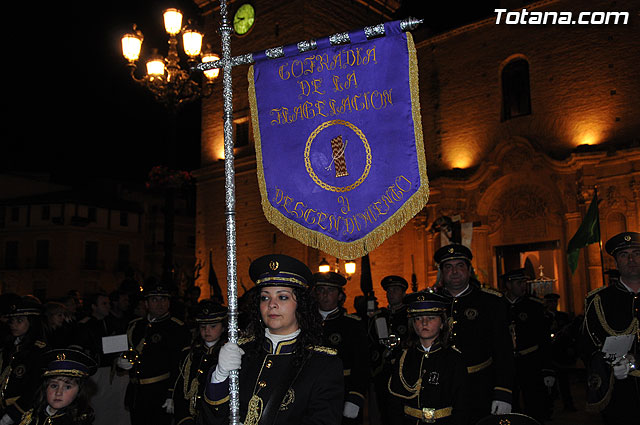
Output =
[
  {"x1": 195, "y1": 0, "x2": 640, "y2": 314},
  {"x1": 417, "y1": 0, "x2": 639, "y2": 175}
]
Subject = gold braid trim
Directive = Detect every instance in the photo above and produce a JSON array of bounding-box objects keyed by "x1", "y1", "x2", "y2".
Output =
[
  {"x1": 182, "y1": 355, "x2": 192, "y2": 398},
  {"x1": 187, "y1": 379, "x2": 199, "y2": 416},
  {"x1": 387, "y1": 349, "x2": 420, "y2": 400},
  {"x1": 18, "y1": 409, "x2": 33, "y2": 425},
  {"x1": 593, "y1": 294, "x2": 639, "y2": 336},
  {"x1": 135, "y1": 336, "x2": 146, "y2": 355},
  {"x1": 585, "y1": 372, "x2": 615, "y2": 413},
  {"x1": 244, "y1": 394, "x2": 263, "y2": 425},
  {"x1": 180, "y1": 354, "x2": 200, "y2": 416},
  {"x1": 0, "y1": 365, "x2": 13, "y2": 399}
]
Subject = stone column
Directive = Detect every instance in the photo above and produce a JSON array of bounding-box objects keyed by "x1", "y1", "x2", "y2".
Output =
[{"x1": 564, "y1": 211, "x2": 586, "y2": 315}]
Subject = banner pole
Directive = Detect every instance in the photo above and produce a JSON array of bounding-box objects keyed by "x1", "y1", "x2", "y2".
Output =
[
  {"x1": 209, "y1": 10, "x2": 423, "y2": 424},
  {"x1": 594, "y1": 186, "x2": 606, "y2": 286},
  {"x1": 196, "y1": 17, "x2": 423, "y2": 73},
  {"x1": 217, "y1": 1, "x2": 240, "y2": 424}
]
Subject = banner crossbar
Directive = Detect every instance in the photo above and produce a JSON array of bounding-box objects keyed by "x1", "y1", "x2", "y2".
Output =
[{"x1": 196, "y1": 17, "x2": 423, "y2": 72}]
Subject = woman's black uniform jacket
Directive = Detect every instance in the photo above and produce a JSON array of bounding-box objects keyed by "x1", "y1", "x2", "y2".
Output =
[{"x1": 201, "y1": 334, "x2": 344, "y2": 425}]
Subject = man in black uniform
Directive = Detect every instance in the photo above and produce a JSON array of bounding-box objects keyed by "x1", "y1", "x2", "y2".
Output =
[
  {"x1": 313, "y1": 271, "x2": 369, "y2": 425},
  {"x1": 74, "y1": 291, "x2": 130, "y2": 425},
  {"x1": 580, "y1": 231, "x2": 640, "y2": 424},
  {"x1": 117, "y1": 279, "x2": 191, "y2": 425},
  {"x1": 434, "y1": 244, "x2": 514, "y2": 424},
  {"x1": 501, "y1": 269, "x2": 554, "y2": 423},
  {"x1": 369, "y1": 275, "x2": 409, "y2": 425}
]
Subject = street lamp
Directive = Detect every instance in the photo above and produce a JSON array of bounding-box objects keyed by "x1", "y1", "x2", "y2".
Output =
[
  {"x1": 319, "y1": 258, "x2": 331, "y2": 273},
  {"x1": 344, "y1": 260, "x2": 356, "y2": 275},
  {"x1": 120, "y1": 8, "x2": 219, "y2": 285},
  {"x1": 121, "y1": 8, "x2": 219, "y2": 112},
  {"x1": 318, "y1": 257, "x2": 357, "y2": 279}
]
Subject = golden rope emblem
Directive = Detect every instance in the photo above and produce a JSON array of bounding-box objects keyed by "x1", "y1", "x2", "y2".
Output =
[
  {"x1": 244, "y1": 394, "x2": 264, "y2": 425},
  {"x1": 304, "y1": 119, "x2": 371, "y2": 193}
]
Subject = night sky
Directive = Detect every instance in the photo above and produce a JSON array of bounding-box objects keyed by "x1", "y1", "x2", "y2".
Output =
[
  {"x1": 6, "y1": 0, "x2": 204, "y2": 186},
  {"x1": 4, "y1": 1, "x2": 497, "y2": 187}
]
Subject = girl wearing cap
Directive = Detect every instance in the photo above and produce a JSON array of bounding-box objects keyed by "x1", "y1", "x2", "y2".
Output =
[
  {"x1": 201, "y1": 254, "x2": 344, "y2": 425},
  {"x1": 0, "y1": 298, "x2": 48, "y2": 425},
  {"x1": 387, "y1": 291, "x2": 470, "y2": 425},
  {"x1": 172, "y1": 300, "x2": 227, "y2": 425},
  {"x1": 18, "y1": 348, "x2": 97, "y2": 425}
]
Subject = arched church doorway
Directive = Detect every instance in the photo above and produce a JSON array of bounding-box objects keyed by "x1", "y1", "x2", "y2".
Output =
[{"x1": 495, "y1": 240, "x2": 561, "y2": 295}]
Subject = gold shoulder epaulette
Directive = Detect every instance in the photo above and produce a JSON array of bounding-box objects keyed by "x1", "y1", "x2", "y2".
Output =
[
  {"x1": 586, "y1": 286, "x2": 606, "y2": 298},
  {"x1": 34, "y1": 340, "x2": 47, "y2": 349},
  {"x1": 345, "y1": 313, "x2": 362, "y2": 321},
  {"x1": 171, "y1": 317, "x2": 185, "y2": 326},
  {"x1": 481, "y1": 287, "x2": 503, "y2": 297},
  {"x1": 238, "y1": 335, "x2": 255, "y2": 345},
  {"x1": 530, "y1": 297, "x2": 544, "y2": 304},
  {"x1": 309, "y1": 345, "x2": 337, "y2": 355}
]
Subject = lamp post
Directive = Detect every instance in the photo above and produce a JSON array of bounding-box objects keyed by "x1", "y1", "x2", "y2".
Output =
[
  {"x1": 121, "y1": 8, "x2": 219, "y2": 285},
  {"x1": 121, "y1": 9, "x2": 220, "y2": 113},
  {"x1": 318, "y1": 257, "x2": 357, "y2": 279}
]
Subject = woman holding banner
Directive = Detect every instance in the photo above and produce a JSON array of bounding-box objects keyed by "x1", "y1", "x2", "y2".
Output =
[{"x1": 201, "y1": 254, "x2": 343, "y2": 425}]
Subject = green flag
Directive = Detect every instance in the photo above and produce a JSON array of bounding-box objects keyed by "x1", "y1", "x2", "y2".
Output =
[{"x1": 567, "y1": 192, "x2": 601, "y2": 273}]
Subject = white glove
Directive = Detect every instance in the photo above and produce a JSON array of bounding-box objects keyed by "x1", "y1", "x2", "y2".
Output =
[
  {"x1": 613, "y1": 357, "x2": 630, "y2": 380},
  {"x1": 491, "y1": 400, "x2": 512, "y2": 415},
  {"x1": 211, "y1": 342, "x2": 244, "y2": 383},
  {"x1": 116, "y1": 356, "x2": 133, "y2": 370},
  {"x1": 343, "y1": 401, "x2": 360, "y2": 418},
  {"x1": 162, "y1": 398, "x2": 174, "y2": 414},
  {"x1": 543, "y1": 376, "x2": 556, "y2": 388},
  {"x1": 0, "y1": 414, "x2": 15, "y2": 425}
]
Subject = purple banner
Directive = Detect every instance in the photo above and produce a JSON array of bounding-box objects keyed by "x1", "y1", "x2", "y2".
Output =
[{"x1": 249, "y1": 22, "x2": 428, "y2": 259}]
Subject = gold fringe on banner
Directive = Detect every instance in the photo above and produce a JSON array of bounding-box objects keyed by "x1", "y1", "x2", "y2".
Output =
[{"x1": 249, "y1": 32, "x2": 428, "y2": 259}]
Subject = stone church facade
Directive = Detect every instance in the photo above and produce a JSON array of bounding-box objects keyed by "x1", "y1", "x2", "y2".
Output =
[{"x1": 193, "y1": 0, "x2": 640, "y2": 314}]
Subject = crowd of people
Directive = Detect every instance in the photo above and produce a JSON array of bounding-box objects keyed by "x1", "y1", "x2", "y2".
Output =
[{"x1": 0, "y1": 231, "x2": 637, "y2": 425}]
